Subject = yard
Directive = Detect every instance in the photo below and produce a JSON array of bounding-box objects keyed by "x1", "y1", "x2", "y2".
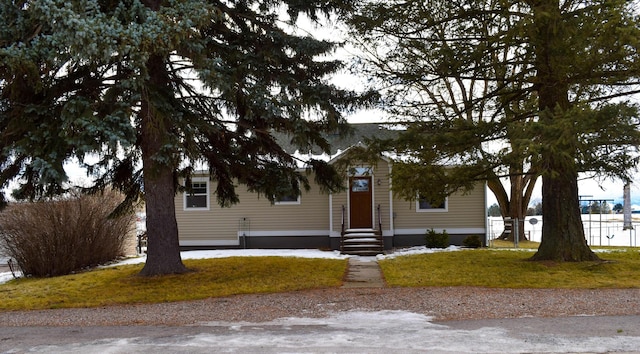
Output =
[{"x1": 2, "y1": 246, "x2": 639, "y2": 311}]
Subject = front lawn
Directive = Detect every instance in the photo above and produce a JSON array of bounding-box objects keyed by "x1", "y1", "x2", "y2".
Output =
[
  {"x1": 379, "y1": 248, "x2": 640, "y2": 288},
  {"x1": 3, "y1": 248, "x2": 639, "y2": 312},
  {"x1": 0, "y1": 257, "x2": 347, "y2": 311}
]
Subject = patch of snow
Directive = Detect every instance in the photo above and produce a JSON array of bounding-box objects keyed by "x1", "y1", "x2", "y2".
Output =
[
  {"x1": 15, "y1": 311, "x2": 640, "y2": 353},
  {"x1": 0, "y1": 249, "x2": 350, "y2": 284},
  {"x1": 0, "y1": 271, "x2": 17, "y2": 284},
  {"x1": 378, "y1": 246, "x2": 462, "y2": 260},
  {"x1": 112, "y1": 249, "x2": 349, "y2": 267}
]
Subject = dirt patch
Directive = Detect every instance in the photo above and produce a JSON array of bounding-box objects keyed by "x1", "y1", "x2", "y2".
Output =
[{"x1": 537, "y1": 260, "x2": 560, "y2": 267}]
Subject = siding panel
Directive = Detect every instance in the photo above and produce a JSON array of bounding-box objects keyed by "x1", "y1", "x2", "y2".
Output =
[
  {"x1": 175, "y1": 162, "x2": 487, "y2": 247},
  {"x1": 392, "y1": 183, "x2": 486, "y2": 232},
  {"x1": 176, "y1": 174, "x2": 332, "y2": 243}
]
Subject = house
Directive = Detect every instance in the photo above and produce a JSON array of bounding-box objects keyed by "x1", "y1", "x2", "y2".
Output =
[{"x1": 174, "y1": 124, "x2": 487, "y2": 253}]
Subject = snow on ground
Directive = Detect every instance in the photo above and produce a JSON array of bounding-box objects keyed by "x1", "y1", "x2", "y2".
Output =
[
  {"x1": 0, "y1": 266, "x2": 19, "y2": 284},
  {"x1": 377, "y1": 245, "x2": 462, "y2": 260},
  {"x1": 3, "y1": 245, "x2": 638, "y2": 284},
  {"x1": 8, "y1": 311, "x2": 640, "y2": 353},
  {"x1": 113, "y1": 248, "x2": 350, "y2": 266},
  {"x1": 0, "y1": 247, "x2": 463, "y2": 284},
  {"x1": 0, "y1": 249, "x2": 349, "y2": 284}
]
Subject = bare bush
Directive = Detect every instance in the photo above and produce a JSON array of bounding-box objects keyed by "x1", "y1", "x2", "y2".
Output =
[{"x1": 0, "y1": 191, "x2": 135, "y2": 277}]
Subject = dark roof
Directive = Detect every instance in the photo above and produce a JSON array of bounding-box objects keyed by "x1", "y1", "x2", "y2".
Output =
[{"x1": 274, "y1": 123, "x2": 401, "y2": 155}]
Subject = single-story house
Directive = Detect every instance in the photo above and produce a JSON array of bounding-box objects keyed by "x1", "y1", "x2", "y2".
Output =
[{"x1": 174, "y1": 124, "x2": 487, "y2": 254}]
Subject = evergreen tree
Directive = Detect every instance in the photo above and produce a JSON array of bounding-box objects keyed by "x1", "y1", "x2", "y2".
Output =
[
  {"x1": 614, "y1": 203, "x2": 624, "y2": 213},
  {"x1": 487, "y1": 203, "x2": 501, "y2": 217},
  {"x1": 349, "y1": 0, "x2": 640, "y2": 261},
  {"x1": 1, "y1": 0, "x2": 371, "y2": 275}
]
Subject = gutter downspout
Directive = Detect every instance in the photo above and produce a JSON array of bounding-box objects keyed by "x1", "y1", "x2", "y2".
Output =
[
  {"x1": 329, "y1": 192, "x2": 333, "y2": 241},
  {"x1": 484, "y1": 181, "x2": 489, "y2": 247},
  {"x1": 388, "y1": 162, "x2": 394, "y2": 245}
]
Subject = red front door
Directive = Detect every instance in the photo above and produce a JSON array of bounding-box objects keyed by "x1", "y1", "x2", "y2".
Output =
[{"x1": 349, "y1": 176, "x2": 373, "y2": 229}]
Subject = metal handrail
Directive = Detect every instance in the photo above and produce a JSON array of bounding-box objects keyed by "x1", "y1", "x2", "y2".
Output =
[
  {"x1": 341, "y1": 205, "x2": 346, "y2": 235},
  {"x1": 341, "y1": 205, "x2": 346, "y2": 252},
  {"x1": 377, "y1": 204, "x2": 383, "y2": 249}
]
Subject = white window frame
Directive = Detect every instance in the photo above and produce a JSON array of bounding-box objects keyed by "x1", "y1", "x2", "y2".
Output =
[
  {"x1": 184, "y1": 178, "x2": 210, "y2": 210},
  {"x1": 274, "y1": 194, "x2": 301, "y2": 205},
  {"x1": 416, "y1": 194, "x2": 448, "y2": 213}
]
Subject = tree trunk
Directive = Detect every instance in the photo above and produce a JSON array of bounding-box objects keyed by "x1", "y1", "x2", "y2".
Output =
[
  {"x1": 528, "y1": 0, "x2": 598, "y2": 262},
  {"x1": 501, "y1": 216, "x2": 527, "y2": 242},
  {"x1": 138, "y1": 54, "x2": 189, "y2": 276},
  {"x1": 488, "y1": 174, "x2": 530, "y2": 242},
  {"x1": 504, "y1": 173, "x2": 528, "y2": 241},
  {"x1": 531, "y1": 158, "x2": 599, "y2": 261}
]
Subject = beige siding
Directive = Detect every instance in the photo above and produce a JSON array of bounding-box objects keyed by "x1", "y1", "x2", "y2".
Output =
[
  {"x1": 373, "y1": 160, "x2": 392, "y2": 233},
  {"x1": 175, "y1": 159, "x2": 486, "y2": 246},
  {"x1": 329, "y1": 160, "x2": 393, "y2": 234},
  {"x1": 392, "y1": 183, "x2": 486, "y2": 233},
  {"x1": 330, "y1": 187, "x2": 348, "y2": 236},
  {"x1": 176, "y1": 174, "x2": 331, "y2": 244},
  {"x1": 175, "y1": 181, "x2": 237, "y2": 243},
  {"x1": 232, "y1": 182, "x2": 330, "y2": 232}
]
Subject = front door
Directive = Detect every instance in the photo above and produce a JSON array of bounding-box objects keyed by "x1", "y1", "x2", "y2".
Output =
[{"x1": 349, "y1": 176, "x2": 373, "y2": 229}]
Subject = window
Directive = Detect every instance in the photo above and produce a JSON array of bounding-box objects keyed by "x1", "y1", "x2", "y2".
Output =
[
  {"x1": 274, "y1": 193, "x2": 301, "y2": 205},
  {"x1": 185, "y1": 180, "x2": 209, "y2": 210},
  {"x1": 351, "y1": 179, "x2": 370, "y2": 192},
  {"x1": 417, "y1": 194, "x2": 447, "y2": 212}
]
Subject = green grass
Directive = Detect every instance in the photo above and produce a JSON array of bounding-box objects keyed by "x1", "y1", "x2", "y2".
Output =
[
  {"x1": 379, "y1": 248, "x2": 640, "y2": 288},
  {"x1": 0, "y1": 257, "x2": 347, "y2": 311},
  {"x1": 3, "y1": 248, "x2": 640, "y2": 312},
  {"x1": 489, "y1": 239, "x2": 541, "y2": 249}
]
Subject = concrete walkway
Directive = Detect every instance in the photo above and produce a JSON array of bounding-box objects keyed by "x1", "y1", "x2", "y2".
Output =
[{"x1": 341, "y1": 257, "x2": 385, "y2": 288}]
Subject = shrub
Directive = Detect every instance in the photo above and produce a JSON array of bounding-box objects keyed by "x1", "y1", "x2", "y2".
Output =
[
  {"x1": 425, "y1": 228, "x2": 449, "y2": 248},
  {"x1": 0, "y1": 190, "x2": 135, "y2": 277},
  {"x1": 463, "y1": 235, "x2": 483, "y2": 248}
]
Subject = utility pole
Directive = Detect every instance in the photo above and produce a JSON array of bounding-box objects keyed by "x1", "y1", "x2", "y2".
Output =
[{"x1": 623, "y1": 182, "x2": 634, "y2": 230}]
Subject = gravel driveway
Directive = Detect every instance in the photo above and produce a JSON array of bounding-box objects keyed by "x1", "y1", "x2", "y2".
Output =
[
  {"x1": 2, "y1": 287, "x2": 640, "y2": 353},
  {"x1": 1, "y1": 287, "x2": 639, "y2": 326}
]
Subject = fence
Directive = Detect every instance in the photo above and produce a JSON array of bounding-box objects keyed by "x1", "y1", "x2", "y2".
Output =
[{"x1": 487, "y1": 215, "x2": 638, "y2": 247}]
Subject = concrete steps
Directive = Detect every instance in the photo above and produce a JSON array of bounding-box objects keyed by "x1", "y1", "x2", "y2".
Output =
[{"x1": 340, "y1": 229, "x2": 384, "y2": 256}]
